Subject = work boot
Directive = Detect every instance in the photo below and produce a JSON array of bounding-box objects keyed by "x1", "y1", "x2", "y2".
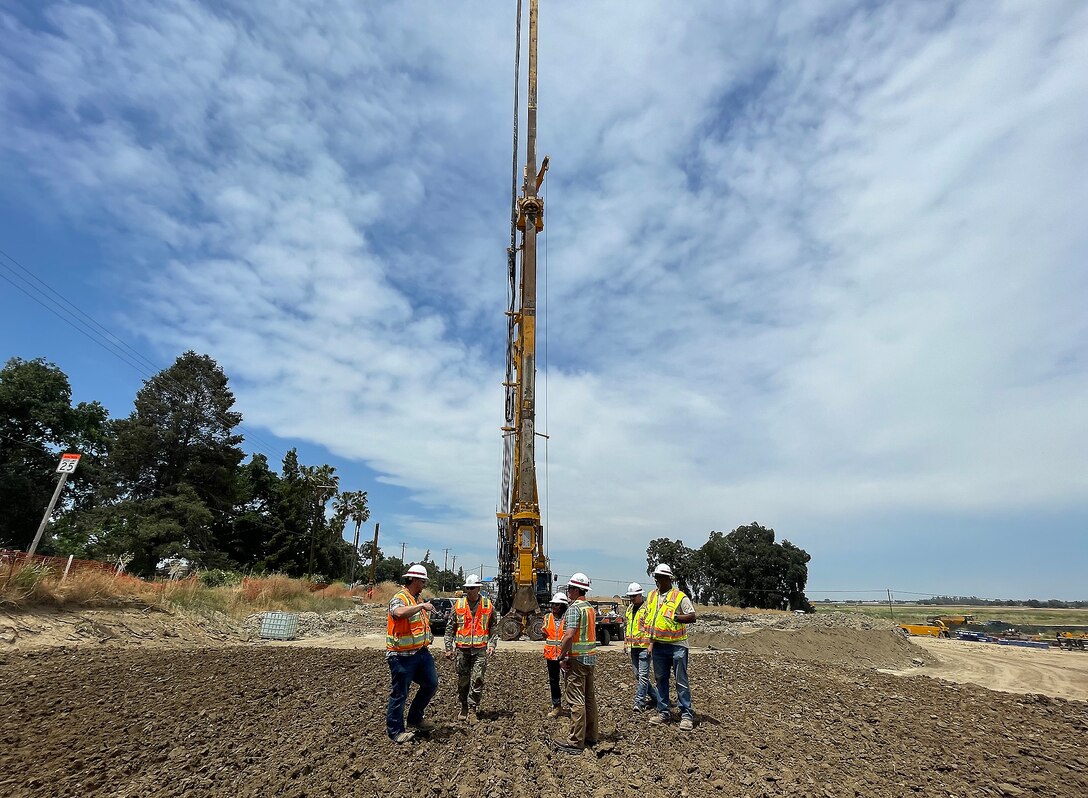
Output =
[
  {"x1": 457, "y1": 707, "x2": 468, "y2": 723},
  {"x1": 547, "y1": 706, "x2": 561, "y2": 718},
  {"x1": 648, "y1": 713, "x2": 668, "y2": 726},
  {"x1": 408, "y1": 718, "x2": 435, "y2": 733},
  {"x1": 468, "y1": 708, "x2": 480, "y2": 725},
  {"x1": 679, "y1": 717, "x2": 694, "y2": 731},
  {"x1": 551, "y1": 739, "x2": 583, "y2": 755},
  {"x1": 393, "y1": 731, "x2": 415, "y2": 744}
]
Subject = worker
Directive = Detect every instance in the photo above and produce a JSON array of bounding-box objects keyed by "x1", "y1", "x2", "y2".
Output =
[
  {"x1": 644, "y1": 563, "x2": 697, "y2": 731},
  {"x1": 552, "y1": 572, "x2": 598, "y2": 754},
  {"x1": 542, "y1": 592, "x2": 568, "y2": 717},
  {"x1": 622, "y1": 581, "x2": 661, "y2": 712},
  {"x1": 443, "y1": 573, "x2": 497, "y2": 724},
  {"x1": 386, "y1": 563, "x2": 439, "y2": 744}
]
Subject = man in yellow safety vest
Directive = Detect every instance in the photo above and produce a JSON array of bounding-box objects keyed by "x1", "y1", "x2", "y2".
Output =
[
  {"x1": 645, "y1": 563, "x2": 697, "y2": 731},
  {"x1": 623, "y1": 581, "x2": 661, "y2": 712},
  {"x1": 386, "y1": 563, "x2": 439, "y2": 743},
  {"x1": 552, "y1": 572, "x2": 598, "y2": 754},
  {"x1": 443, "y1": 574, "x2": 498, "y2": 724}
]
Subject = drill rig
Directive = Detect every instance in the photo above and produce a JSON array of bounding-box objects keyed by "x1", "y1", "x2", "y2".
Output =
[{"x1": 496, "y1": 0, "x2": 553, "y2": 641}]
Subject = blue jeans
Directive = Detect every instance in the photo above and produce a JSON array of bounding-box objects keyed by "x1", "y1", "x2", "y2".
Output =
[
  {"x1": 629, "y1": 648, "x2": 661, "y2": 710},
  {"x1": 651, "y1": 643, "x2": 693, "y2": 719},
  {"x1": 386, "y1": 647, "x2": 439, "y2": 739}
]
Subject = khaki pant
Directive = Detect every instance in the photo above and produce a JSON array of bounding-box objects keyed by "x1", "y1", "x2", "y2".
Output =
[
  {"x1": 456, "y1": 648, "x2": 489, "y2": 709},
  {"x1": 564, "y1": 659, "x2": 597, "y2": 748}
]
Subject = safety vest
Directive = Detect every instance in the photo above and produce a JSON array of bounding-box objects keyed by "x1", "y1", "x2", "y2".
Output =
[
  {"x1": 542, "y1": 612, "x2": 565, "y2": 660},
  {"x1": 644, "y1": 588, "x2": 688, "y2": 643},
  {"x1": 569, "y1": 599, "x2": 597, "y2": 657},
  {"x1": 625, "y1": 601, "x2": 650, "y2": 648},
  {"x1": 386, "y1": 589, "x2": 432, "y2": 653},
  {"x1": 453, "y1": 596, "x2": 493, "y2": 648}
]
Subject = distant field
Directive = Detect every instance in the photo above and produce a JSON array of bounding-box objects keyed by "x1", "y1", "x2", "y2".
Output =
[{"x1": 817, "y1": 602, "x2": 1088, "y2": 629}]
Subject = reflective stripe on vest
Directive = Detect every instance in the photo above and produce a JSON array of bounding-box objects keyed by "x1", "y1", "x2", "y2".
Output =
[
  {"x1": 625, "y1": 601, "x2": 650, "y2": 648},
  {"x1": 646, "y1": 588, "x2": 688, "y2": 643},
  {"x1": 453, "y1": 596, "x2": 493, "y2": 648},
  {"x1": 570, "y1": 599, "x2": 597, "y2": 657},
  {"x1": 542, "y1": 612, "x2": 565, "y2": 660},
  {"x1": 386, "y1": 589, "x2": 432, "y2": 653}
]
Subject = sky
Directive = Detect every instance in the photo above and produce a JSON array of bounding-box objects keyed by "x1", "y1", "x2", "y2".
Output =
[{"x1": 1, "y1": 1, "x2": 1086, "y2": 600}]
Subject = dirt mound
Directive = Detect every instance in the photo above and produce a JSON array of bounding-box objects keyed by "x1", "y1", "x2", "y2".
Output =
[
  {"x1": 692, "y1": 627, "x2": 930, "y2": 670},
  {"x1": 0, "y1": 606, "x2": 238, "y2": 650},
  {"x1": 2, "y1": 647, "x2": 1085, "y2": 798}
]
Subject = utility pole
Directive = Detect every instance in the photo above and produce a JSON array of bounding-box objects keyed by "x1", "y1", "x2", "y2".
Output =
[
  {"x1": 349, "y1": 518, "x2": 363, "y2": 586},
  {"x1": 887, "y1": 588, "x2": 895, "y2": 621},
  {"x1": 451, "y1": 555, "x2": 457, "y2": 573},
  {"x1": 27, "y1": 454, "x2": 81, "y2": 558},
  {"x1": 367, "y1": 522, "x2": 380, "y2": 588},
  {"x1": 443, "y1": 548, "x2": 450, "y2": 572},
  {"x1": 399, "y1": 542, "x2": 406, "y2": 562}
]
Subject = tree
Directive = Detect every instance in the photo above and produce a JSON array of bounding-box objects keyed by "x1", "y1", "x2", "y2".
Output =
[
  {"x1": 64, "y1": 352, "x2": 244, "y2": 575},
  {"x1": 646, "y1": 523, "x2": 813, "y2": 611},
  {"x1": 0, "y1": 357, "x2": 112, "y2": 549},
  {"x1": 645, "y1": 537, "x2": 699, "y2": 596},
  {"x1": 333, "y1": 489, "x2": 369, "y2": 582},
  {"x1": 225, "y1": 454, "x2": 284, "y2": 569}
]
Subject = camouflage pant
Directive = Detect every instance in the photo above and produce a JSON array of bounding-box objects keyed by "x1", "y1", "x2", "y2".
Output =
[{"x1": 456, "y1": 648, "x2": 489, "y2": 709}]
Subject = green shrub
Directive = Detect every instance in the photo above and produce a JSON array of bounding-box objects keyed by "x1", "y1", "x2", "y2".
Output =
[{"x1": 198, "y1": 568, "x2": 243, "y2": 588}]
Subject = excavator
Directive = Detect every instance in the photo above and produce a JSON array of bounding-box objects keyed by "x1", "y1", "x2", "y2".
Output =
[{"x1": 495, "y1": 0, "x2": 554, "y2": 642}]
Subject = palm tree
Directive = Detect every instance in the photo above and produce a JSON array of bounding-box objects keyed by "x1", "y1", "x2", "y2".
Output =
[{"x1": 333, "y1": 489, "x2": 370, "y2": 584}]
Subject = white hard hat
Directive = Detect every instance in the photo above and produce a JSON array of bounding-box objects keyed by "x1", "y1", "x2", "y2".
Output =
[
  {"x1": 653, "y1": 563, "x2": 674, "y2": 578},
  {"x1": 568, "y1": 572, "x2": 591, "y2": 590},
  {"x1": 550, "y1": 593, "x2": 569, "y2": 605},
  {"x1": 402, "y1": 563, "x2": 429, "y2": 580},
  {"x1": 625, "y1": 582, "x2": 644, "y2": 596},
  {"x1": 463, "y1": 574, "x2": 483, "y2": 589}
]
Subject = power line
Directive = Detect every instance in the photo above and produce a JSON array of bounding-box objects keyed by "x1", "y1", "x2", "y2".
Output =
[{"x1": 0, "y1": 246, "x2": 288, "y2": 465}]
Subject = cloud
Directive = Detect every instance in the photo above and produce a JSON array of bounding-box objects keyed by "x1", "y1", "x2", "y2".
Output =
[{"x1": 2, "y1": 1, "x2": 1086, "y2": 590}]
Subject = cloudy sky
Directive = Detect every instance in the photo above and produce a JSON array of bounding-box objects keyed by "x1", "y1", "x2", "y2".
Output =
[{"x1": 2, "y1": 1, "x2": 1086, "y2": 599}]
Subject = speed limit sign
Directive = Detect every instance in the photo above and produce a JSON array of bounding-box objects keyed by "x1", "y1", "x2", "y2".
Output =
[{"x1": 56, "y1": 453, "x2": 81, "y2": 474}]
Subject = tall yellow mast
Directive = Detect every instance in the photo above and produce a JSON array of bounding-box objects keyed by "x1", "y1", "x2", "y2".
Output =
[{"x1": 497, "y1": 0, "x2": 552, "y2": 640}]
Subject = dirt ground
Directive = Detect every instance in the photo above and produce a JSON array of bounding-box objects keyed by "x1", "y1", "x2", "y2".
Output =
[
  {"x1": 1, "y1": 608, "x2": 1087, "y2": 797},
  {"x1": 888, "y1": 636, "x2": 1088, "y2": 701}
]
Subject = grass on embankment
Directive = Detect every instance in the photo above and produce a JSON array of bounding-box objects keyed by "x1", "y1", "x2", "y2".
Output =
[{"x1": 0, "y1": 562, "x2": 400, "y2": 619}]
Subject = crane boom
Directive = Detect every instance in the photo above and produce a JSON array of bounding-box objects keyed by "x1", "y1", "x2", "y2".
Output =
[{"x1": 496, "y1": 0, "x2": 552, "y2": 640}]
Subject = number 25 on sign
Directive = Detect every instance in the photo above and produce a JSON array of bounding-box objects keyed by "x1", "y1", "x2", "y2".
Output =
[{"x1": 56, "y1": 453, "x2": 81, "y2": 473}]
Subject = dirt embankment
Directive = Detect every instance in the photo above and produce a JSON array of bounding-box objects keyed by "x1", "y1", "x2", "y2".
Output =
[
  {"x1": 0, "y1": 605, "x2": 238, "y2": 650},
  {"x1": 1, "y1": 646, "x2": 1086, "y2": 798}
]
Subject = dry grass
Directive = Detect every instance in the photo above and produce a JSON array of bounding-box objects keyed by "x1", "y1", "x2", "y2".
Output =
[
  {"x1": 0, "y1": 564, "x2": 359, "y2": 618},
  {"x1": 0, "y1": 561, "x2": 157, "y2": 608}
]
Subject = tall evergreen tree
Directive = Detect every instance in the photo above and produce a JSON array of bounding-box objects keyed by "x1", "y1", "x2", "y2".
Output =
[{"x1": 67, "y1": 352, "x2": 245, "y2": 575}]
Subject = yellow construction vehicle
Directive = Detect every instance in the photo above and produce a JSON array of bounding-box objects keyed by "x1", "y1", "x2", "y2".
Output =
[
  {"x1": 1056, "y1": 631, "x2": 1087, "y2": 650},
  {"x1": 926, "y1": 614, "x2": 975, "y2": 628},
  {"x1": 495, "y1": 0, "x2": 553, "y2": 641},
  {"x1": 899, "y1": 621, "x2": 951, "y2": 638}
]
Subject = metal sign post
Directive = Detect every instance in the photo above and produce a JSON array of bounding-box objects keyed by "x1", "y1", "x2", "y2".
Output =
[{"x1": 27, "y1": 453, "x2": 81, "y2": 558}]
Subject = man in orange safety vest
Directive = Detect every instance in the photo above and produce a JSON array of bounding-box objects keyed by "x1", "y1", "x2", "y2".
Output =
[{"x1": 542, "y1": 592, "x2": 568, "y2": 717}]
